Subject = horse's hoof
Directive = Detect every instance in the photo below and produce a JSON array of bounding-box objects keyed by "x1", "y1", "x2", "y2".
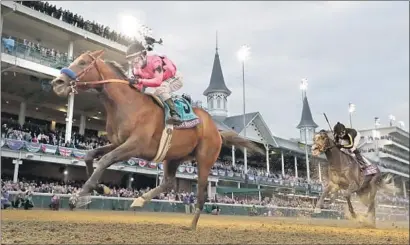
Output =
[
  {"x1": 96, "y1": 184, "x2": 111, "y2": 195},
  {"x1": 76, "y1": 195, "x2": 92, "y2": 208},
  {"x1": 182, "y1": 226, "x2": 194, "y2": 231},
  {"x1": 130, "y1": 197, "x2": 146, "y2": 208},
  {"x1": 314, "y1": 208, "x2": 322, "y2": 214}
]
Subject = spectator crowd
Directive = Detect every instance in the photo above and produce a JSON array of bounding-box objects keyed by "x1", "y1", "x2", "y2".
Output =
[
  {"x1": 2, "y1": 175, "x2": 408, "y2": 212},
  {"x1": 2, "y1": 35, "x2": 72, "y2": 69},
  {"x1": 2, "y1": 118, "x2": 109, "y2": 150},
  {"x1": 16, "y1": 1, "x2": 133, "y2": 46}
]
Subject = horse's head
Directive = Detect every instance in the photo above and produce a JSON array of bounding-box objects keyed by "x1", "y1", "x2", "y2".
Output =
[
  {"x1": 50, "y1": 50, "x2": 105, "y2": 97},
  {"x1": 312, "y1": 130, "x2": 335, "y2": 156}
]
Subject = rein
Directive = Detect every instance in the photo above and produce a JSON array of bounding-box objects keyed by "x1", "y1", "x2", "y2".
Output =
[{"x1": 60, "y1": 52, "x2": 131, "y2": 93}]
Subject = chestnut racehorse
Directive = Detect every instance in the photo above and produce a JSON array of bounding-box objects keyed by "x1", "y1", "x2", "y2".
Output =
[{"x1": 50, "y1": 50, "x2": 264, "y2": 230}]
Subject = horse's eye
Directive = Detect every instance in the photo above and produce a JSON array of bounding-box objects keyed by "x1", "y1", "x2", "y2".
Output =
[{"x1": 78, "y1": 60, "x2": 86, "y2": 66}]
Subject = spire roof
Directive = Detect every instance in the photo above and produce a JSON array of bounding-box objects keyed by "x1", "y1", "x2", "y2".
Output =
[
  {"x1": 296, "y1": 96, "x2": 318, "y2": 129},
  {"x1": 203, "y1": 32, "x2": 231, "y2": 96}
]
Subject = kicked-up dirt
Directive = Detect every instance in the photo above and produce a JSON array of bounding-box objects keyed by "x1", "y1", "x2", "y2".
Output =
[{"x1": 1, "y1": 210, "x2": 409, "y2": 244}]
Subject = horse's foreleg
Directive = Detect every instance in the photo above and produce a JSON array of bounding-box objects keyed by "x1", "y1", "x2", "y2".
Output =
[
  {"x1": 72, "y1": 141, "x2": 138, "y2": 208},
  {"x1": 130, "y1": 160, "x2": 179, "y2": 208},
  {"x1": 84, "y1": 144, "x2": 117, "y2": 178},
  {"x1": 345, "y1": 195, "x2": 357, "y2": 219},
  {"x1": 314, "y1": 184, "x2": 332, "y2": 213},
  {"x1": 84, "y1": 144, "x2": 117, "y2": 195}
]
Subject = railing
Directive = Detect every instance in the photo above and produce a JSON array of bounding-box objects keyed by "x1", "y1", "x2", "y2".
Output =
[
  {"x1": 7, "y1": 191, "x2": 343, "y2": 219},
  {"x1": 0, "y1": 138, "x2": 324, "y2": 191},
  {"x1": 1, "y1": 38, "x2": 73, "y2": 69}
]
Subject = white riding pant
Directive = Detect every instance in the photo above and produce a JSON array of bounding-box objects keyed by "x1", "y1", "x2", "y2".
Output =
[
  {"x1": 352, "y1": 132, "x2": 361, "y2": 151},
  {"x1": 153, "y1": 71, "x2": 183, "y2": 101}
]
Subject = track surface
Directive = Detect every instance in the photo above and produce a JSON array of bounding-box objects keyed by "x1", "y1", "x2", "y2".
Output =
[{"x1": 1, "y1": 210, "x2": 409, "y2": 244}]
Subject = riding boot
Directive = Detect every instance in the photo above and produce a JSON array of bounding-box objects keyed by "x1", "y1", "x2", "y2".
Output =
[
  {"x1": 354, "y1": 151, "x2": 366, "y2": 169},
  {"x1": 164, "y1": 98, "x2": 183, "y2": 125}
]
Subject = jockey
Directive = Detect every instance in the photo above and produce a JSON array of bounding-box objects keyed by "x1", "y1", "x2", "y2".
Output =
[
  {"x1": 125, "y1": 39, "x2": 183, "y2": 125},
  {"x1": 333, "y1": 122, "x2": 366, "y2": 168}
]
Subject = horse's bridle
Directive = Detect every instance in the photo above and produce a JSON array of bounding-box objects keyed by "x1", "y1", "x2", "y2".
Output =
[
  {"x1": 315, "y1": 134, "x2": 336, "y2": 153},
  {"x1": 60, "y1": 52, "x2": 130, "y2": 94}
]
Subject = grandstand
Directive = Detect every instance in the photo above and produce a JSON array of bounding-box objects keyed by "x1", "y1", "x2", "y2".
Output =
[
  {"x1": 1, "y1": 1, "x2": 408, "y2": 207},
  {"x1": 359, "y1": 126, "x2": 409, "y2": 197}
]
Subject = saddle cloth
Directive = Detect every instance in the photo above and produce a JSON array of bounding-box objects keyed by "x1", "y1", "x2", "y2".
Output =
[{"x1": 149, "y1": 94, "x2": 200, "y2": 129}]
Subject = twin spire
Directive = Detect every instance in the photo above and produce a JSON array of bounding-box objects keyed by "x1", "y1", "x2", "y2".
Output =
[
  {"x1": 203, "y1": 31, "x2": 231, "y2": 96},
  {"x1": 204, "y1": 31, "x2": 317, "y2": 133}
]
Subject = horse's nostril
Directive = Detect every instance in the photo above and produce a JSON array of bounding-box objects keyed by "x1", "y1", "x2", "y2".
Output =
[{"x1": 55, "y1": 79, "x2": 65, "y2": 85}]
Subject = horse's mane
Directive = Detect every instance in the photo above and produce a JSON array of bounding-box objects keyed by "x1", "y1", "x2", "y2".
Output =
[{"x1": 105, "y1": 60, "x2": 128, "y2": 80}]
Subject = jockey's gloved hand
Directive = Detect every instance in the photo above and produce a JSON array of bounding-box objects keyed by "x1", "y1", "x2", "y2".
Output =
[
  {"x1": 128, "y1": 77, "x2": 137, "y2": 85},
  {"x1": 336, "y1": 143, "x2": 342, "y2": 149}
]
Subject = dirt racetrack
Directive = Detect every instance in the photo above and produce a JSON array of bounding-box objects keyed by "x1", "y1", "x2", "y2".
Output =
[{"x1": 1, "y1": 210, "x2": 409, "y2": 244}]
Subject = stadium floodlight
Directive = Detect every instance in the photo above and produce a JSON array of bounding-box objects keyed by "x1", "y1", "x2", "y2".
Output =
[
  {"x1": 348, "y1": 103, "x2": 355, "y2": 127},
  {"x1": 237, "y1": 44, "x2": 251, "y2": 174},
  {"x1": 398, "y1": 121, "x2": 405, "y2": 129},
  {"x1": 348, "y1": 103, "x2": 356, "y2": 113},
  {"x1": 63, "y1": 170, "x2": 68, "y2": 175},
  {"x1": 389, "y1": 114, "x2": 396, "y2": 126},
  {"x1": 374, "y1": 117, "x2": 381, "y2": 127},
  {"x1": 300, "y1": 78, "x2": 308, "y2": 91},
  {"x1": 237, "y1": 45, "x2": 251, "y2": 62},
  {"x1": 119, "y1": 15, "x2": 140, "y2": 38},
  {"x1": 118, "y1": 14, "x2": 152, "y2": 40}
]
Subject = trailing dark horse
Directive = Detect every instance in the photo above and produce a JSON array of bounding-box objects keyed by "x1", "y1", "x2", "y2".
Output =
[
  {"x1": 50, "y1": 50, "x2": 264, "y2": 230},
  {"x1": 311, "y1": 130, "x2": 396, "y2": 227}
]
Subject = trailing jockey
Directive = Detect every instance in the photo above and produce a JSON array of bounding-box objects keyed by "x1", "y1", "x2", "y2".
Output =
[
  {"x1": 126, "y1": 38, "x2": 183, "y2": 125},
  {"x1": 333, "y1": 122, "x2": 374, "y2": 194}
]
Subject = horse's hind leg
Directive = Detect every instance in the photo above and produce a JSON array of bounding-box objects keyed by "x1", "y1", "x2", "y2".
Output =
[
  {"x1": 364, "y1": 174, "x2": 380, "y2": 227},
  {"x1": 130, "y1": 160, "x2": 180, "y2": 207},
  {"x1": 191, "y1": 140, "x2": 221, "y2": 230}
]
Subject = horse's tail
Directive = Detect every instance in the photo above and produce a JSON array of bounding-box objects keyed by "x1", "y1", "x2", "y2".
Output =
[
  {"x1": 220, "y1": 131, "x2": 265, "y2": 155},
  {"x1": 377, "y1": 173, "x2": 399, "y2": 194}
]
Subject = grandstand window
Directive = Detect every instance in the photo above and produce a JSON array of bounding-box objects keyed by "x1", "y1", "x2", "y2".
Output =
[{"x1": 217, "y1": 98, "x2": 221, "y2": 108}]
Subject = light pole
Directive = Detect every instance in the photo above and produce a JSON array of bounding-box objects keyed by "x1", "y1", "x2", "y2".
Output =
[
  {"x1": 398, "y1": 121, "x2": 405, "y2": 129},
  {"x1": 374, "y1": 117, "x2": 380, "y2": 157},
  {"x1": 237, "y1": 45, "x2": 251, "y2": 174},
  {"x1": 389, "y1": 114, "x2": 395, "y2": 127},
  {"x1": 348, "y1": 103, "x2": 355, "y2": 127},
  {"x1": 300, "y1": 78, "x2": 310, "y2": 182}
]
